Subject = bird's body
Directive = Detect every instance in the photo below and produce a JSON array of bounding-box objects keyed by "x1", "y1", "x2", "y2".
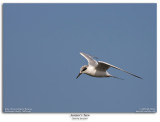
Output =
[
  {"x1": 85, "y1": 66, "x2": 110, "y2": 77},
  {"x1": 76, "y1": 52, "x2": 142, "y2": 80}
]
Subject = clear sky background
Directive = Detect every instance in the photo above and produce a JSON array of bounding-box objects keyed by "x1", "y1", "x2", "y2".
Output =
[{"x1": 3, "y1": 4, "x2": 156, "y2": 112}]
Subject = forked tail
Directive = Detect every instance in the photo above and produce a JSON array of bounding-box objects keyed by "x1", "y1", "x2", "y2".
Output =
[{"x1": 111, "y1": 76, "x2": 124, "y2": 80}]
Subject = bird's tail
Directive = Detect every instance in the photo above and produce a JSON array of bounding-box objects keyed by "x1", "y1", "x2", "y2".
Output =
[{"x1": 111, "y1": 75, "x2": 124, "y2": 80}]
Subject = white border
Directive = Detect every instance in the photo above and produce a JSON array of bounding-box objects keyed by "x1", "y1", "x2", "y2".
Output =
[
  {"x1": 0, "y1": 0, "x2": 159, "y2": 3},
  {"x1": 0, "y1": 0, "x2": 159, "y2": 122}
]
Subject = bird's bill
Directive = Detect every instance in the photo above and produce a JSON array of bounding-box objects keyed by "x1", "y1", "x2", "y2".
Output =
[{"x1": 76, "y1": 73, "x2": 82, "y2": 79}]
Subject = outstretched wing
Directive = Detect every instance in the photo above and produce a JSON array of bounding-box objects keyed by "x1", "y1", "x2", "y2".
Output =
[
  {"x1": 80, "y1": 52, "x2": 98, "y2": 67},
  {"x1": 97, "y1": 61, "x2": 142, "y2": 79}
]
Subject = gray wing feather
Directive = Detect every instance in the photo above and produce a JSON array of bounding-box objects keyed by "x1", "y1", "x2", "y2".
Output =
[
  {"x1": 96, "y1": 61, "x2": 110, "y2": 71},
  {"x1": 80, "y1": 52, "x2": 98, "y2": 66},
  {"x1": 98, "y1": 61, "x2": 142, "y2": 79}
]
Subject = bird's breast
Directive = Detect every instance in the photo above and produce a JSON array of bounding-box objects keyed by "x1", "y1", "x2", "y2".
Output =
[{"x1": 86, "y1": 66, "x2": 107, "y2": 77}]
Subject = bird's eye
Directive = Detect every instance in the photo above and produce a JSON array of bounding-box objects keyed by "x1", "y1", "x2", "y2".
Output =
[{"x1": 82, "y1": 67, "x2": 87, "y2": 71}]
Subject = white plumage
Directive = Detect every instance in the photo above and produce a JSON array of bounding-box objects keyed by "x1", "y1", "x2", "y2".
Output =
[{"x1": 76, "y1": 52, "x2": 142, "y2": 80}]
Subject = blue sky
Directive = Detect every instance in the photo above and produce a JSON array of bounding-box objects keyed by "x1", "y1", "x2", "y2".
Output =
[{"x1": 3, "y1": 4, "x2": 156, "y2": 112}]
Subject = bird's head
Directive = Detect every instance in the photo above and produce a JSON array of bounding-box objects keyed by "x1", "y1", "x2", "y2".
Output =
[{"x1": 76, "y1": 65, "x2": 88, "y2": 79}]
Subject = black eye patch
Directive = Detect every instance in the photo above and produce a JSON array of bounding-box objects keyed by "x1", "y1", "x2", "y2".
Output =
[{"x1": 82, "y1": 67, "x2": 87, "y2": 71}]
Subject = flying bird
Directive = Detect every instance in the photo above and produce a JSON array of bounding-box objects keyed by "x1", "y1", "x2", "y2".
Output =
[{"x1": 76, "y1": 52, "x2": 142, "y2": 80}]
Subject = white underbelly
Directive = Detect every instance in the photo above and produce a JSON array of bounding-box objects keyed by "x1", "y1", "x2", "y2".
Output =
[
  {"x1": 94, "y1": 70, "x2": 107, "y2": 77},
  {"x1": 86, "y1": 66, "x2": 107, "y2": 77}
]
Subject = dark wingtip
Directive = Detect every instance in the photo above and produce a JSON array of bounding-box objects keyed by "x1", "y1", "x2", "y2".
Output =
[
  {"x1": 133, "y1": 75, "x2": 143, "y2": 79},
  {"x1": 111, "y1": 76, "x2": 124, "y2": 80}
]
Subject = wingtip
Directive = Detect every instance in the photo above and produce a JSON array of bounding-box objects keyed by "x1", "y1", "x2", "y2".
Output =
[
  {"x1": 111, "y1": 76, "x2": 124, "y2": 80},
  {"x1": 133, "y1": 75, "x2": 143, "y2": 79},
  {"x1": 80, "y1": 52, "x2": 85, "y2": 56}
]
